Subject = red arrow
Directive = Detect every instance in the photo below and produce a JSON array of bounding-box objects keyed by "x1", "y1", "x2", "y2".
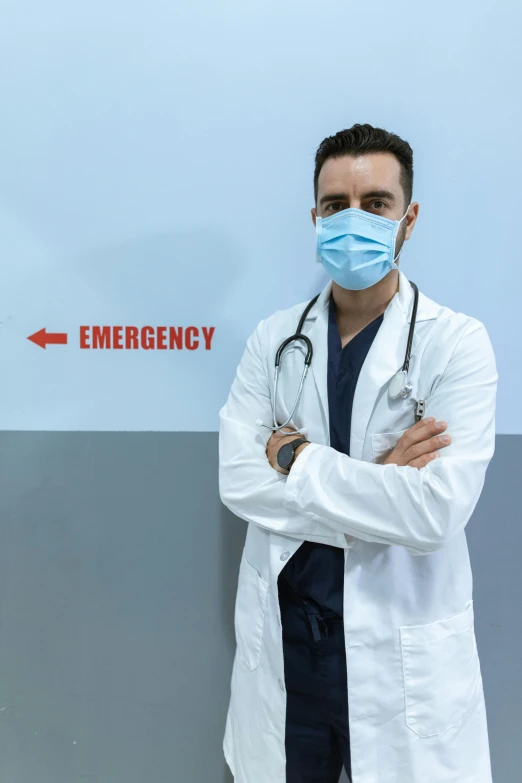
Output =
[{"x1": 28, "y1": 329, "x2": 68, "y2": 350}]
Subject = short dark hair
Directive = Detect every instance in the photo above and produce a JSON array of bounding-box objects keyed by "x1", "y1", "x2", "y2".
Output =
[{"x1": 313, "y1": 123, "x2": 414, "y2": 209}]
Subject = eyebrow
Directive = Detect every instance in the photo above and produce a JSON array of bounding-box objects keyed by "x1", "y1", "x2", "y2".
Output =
[{"x1": 319, "y1": 189, "x2": 396, "y2": 206}]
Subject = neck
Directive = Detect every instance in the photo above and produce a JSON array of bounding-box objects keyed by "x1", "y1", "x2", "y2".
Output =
[
  {"x1": 332, "y1": 269, "x2": 399, "y2": 338},
  {"x1": 331, "y1": 270, "x2": 400, "y2": 332}
]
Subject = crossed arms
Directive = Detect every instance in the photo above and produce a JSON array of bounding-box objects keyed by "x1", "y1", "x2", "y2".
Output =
[{"x1": 218, "y1": 316, "x2": 497, "y2": 556}]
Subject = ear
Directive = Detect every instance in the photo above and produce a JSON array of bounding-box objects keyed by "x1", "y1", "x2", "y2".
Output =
[
  {"x1": 404, "y1": 202, "x2": 419, "y2": 240},
  {"x1": 311, "y1": 207, "x2": 317, "y2": 227}
]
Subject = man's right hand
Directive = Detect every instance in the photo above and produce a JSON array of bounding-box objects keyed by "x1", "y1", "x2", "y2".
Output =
[{"x1": 382, "y1": 417, "x2": 452, "y2": 469}]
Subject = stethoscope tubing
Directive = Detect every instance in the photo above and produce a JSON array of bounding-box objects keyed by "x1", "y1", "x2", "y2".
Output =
[{"x1": 261, "y1": 280, "x2": 419, "y2": 433}]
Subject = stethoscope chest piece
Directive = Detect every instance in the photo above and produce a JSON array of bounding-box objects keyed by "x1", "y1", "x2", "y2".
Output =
[{"x1": 388, "y1": 369, "x2": 413, "y2": 400}]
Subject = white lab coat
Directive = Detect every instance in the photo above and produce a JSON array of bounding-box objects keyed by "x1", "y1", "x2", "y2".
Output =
[{"x1": 218, "y1": 268, "x2": 497, "y2": 783}]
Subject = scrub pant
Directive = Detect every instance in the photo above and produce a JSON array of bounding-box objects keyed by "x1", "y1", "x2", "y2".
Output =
[{"x1": 278, "y1": 573, "x2": 352, "y2": 783}]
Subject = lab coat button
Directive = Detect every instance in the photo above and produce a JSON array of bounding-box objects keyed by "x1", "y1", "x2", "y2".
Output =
[
  {"x1": 280, "y1": 551, "x2": 291, "y2": 561},
  {"x1": 278, "y1": 678, "x2": 285, "y2": 692}
]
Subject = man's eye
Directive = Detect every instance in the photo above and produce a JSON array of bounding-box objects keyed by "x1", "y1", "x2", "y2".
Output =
[
  {"x1": 327, "y1": 203, "x2": 343, "y2": 212},
  {"x1": 370, "y1": 201, "x2": 386, "y2": 210}
]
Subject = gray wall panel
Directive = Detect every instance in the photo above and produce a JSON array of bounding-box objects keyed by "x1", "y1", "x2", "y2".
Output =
[{"x1": 0, "y1": 433, "x2": 519, "y2": 782}]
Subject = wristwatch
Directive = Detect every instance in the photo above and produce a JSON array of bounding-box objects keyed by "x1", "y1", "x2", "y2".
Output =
[{"x1": 277, "y1": 438, "x2": 310, "y2": 472}]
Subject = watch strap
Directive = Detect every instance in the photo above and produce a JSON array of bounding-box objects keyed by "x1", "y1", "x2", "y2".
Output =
[{"x1": 286, "y1": 438, "x2": 309, "y2": 470}]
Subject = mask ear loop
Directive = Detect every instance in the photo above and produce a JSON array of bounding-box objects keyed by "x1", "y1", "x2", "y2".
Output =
[{"x1": 392, "y1": 204, "x2": 411, "y2": 264}]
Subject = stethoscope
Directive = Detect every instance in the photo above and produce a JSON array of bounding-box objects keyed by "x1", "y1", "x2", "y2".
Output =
[{"x1": 259, "y1": 280, "x2": 425, "y2": 434}]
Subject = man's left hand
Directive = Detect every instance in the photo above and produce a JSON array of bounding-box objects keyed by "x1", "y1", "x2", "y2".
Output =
[{"x1": 266, "y1": 427, "x2": 310, "y2": 474}]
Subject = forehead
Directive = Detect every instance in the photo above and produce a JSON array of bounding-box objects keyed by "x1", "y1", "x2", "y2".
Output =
[{"x1": 317, "y1": 152, "x2": 402, "y2": 196}]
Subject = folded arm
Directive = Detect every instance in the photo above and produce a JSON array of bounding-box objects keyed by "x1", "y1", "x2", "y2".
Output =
[
  {"x1": 219, "y1": 318, "x2": 349, "y2": 546},
  {"x1": 283, "y1": 318, "x2": 498, "y2": 555}
]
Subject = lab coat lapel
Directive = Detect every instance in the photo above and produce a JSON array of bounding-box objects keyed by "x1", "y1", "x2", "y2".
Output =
[
  {"x1": 305, "y1": 270, "x2": 421, "y2": 456},
  {"x1": 349, "y1": 269, "x2": 420, "y2": 460}
]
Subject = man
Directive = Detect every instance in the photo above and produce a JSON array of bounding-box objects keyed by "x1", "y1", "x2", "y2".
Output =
[{"x1": 218, "y1": 123, "x2": 497, "y2": 783}]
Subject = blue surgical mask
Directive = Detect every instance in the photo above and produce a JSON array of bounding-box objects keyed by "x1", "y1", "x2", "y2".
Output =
[{"x1": 315, "y1": 205, "x2": 411, "y2": 290}]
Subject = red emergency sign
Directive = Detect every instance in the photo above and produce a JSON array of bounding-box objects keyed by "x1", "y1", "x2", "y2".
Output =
[{"x1": 79, "y1": 326, "x2": 215, "y2": 350}]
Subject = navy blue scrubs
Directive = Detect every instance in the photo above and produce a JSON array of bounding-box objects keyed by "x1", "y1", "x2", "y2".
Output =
[{"x1": 277, "y1": 292, "x2": 384, "y2": 783}]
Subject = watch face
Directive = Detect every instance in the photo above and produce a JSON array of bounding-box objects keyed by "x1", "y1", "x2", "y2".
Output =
[{"x1": 277, "y1": 442, "x2": 294, "y2": 469}]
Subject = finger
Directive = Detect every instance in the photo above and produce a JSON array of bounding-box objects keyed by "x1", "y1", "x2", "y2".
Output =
[
  {"x1": 407, "y1": 416, "x2": 437, "y2": 432},
  {"x1": 268, "y1": 431, "x2": 289, "y2": 445},
  {"x1": 410, "y1": 417, "x2": 448, "y2": 436},
  {"x1": 268, "y1": 428, "x2": 301, "y2": 451},
  {"x1": 273, "y1": 426, "x2": 299, "y2": 438},
  {"x1": 404, "y1": 433, "x2": 452, "y2": 461},
  {"x1": 408, "y1": 451, "x2": 440, "y2": 469},
  {"x1": 401, "y1": 418, "x2": 448, "y2": 448}
]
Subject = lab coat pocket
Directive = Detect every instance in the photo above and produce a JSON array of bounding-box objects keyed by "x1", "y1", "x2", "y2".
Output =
[
  {"x1": 234, "y1": 553, "x2": 269, "y2": 671},
  {"x1": 400, "y1": 601, "x2": 483, "y2": 737},
  {"x1": 370, "y1": 429, "x2": 408, "y2": 463}
]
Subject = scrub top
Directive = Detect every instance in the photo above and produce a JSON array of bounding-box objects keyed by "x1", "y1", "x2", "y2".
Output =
[{"x1": 280, "y1": 291, "x2": 384, "y2": 615}]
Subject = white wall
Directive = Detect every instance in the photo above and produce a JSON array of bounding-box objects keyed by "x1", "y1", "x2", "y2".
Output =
[{"x1": 0, "y1": 0, "x2": 519, "y2": 431}]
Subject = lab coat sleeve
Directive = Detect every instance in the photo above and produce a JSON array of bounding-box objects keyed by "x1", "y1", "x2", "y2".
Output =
[
  {"x1": 283, "y1": 318, "x2": 498, "y2": 555},
  {"x1": 219, "y1": 318, "x2": 347, "y2": 545}
]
